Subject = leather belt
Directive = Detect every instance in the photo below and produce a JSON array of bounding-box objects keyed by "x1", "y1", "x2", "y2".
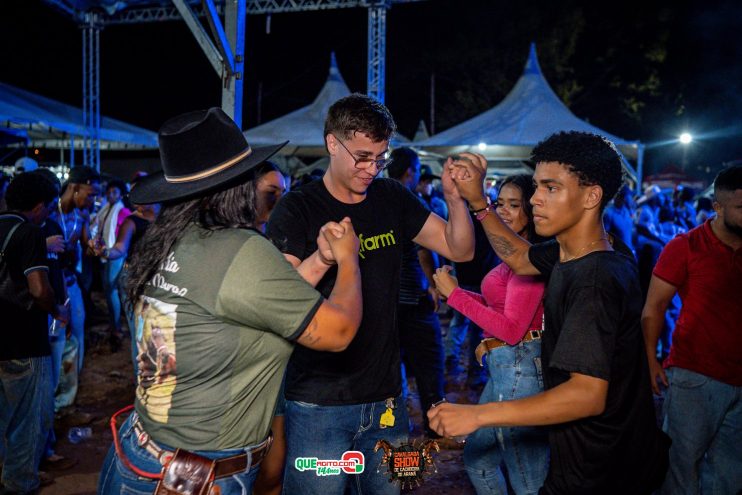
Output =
[
  {"x1": 132, "y1": 415, "x2": 272, "y2": 477},
  {"x1": 475, "y1": 329, "x2": 543, "y2": 367}
]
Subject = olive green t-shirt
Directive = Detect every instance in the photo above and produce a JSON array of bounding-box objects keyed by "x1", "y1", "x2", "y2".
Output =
[{"x1": 133, "y1": 226, "x2": 322, "y2": 450}]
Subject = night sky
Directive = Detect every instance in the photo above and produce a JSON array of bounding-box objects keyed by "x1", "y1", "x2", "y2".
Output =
[{"x1": 2, "y1": 0, "x2": 741, "y2": 181}]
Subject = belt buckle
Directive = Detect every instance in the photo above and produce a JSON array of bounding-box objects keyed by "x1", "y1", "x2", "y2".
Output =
[{"x1": 529, "y1": 330, "x2": 541, "y2": 340}]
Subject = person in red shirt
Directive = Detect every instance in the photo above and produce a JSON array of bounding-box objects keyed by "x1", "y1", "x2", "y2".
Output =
[{"x1": 642, "y1": 164, "x2": 742, "y2": 495}]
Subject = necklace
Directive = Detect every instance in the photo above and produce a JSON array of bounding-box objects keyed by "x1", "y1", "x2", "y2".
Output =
[
  {"x1": 561, "y1": 237, "x2": 608, "y2": 262},
  {"x1": 57, "y1": 201, "x2": 78, "y2": 242}
]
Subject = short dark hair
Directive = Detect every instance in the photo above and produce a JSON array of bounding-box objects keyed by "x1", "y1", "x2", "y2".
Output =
[
  {"x1": 106, "y1": 179, "x2": 128, "y2": 197},
  {"x1": 6, "y1": 172, "x2": 58, "y2": 211},
  {"x1": 253, "y1": 161, "x2": 282, "y2": 181},
  {"x1": 66, "y1": 166, "x2": 101, "y2": 186},
  {"x1": 324, "y1": 93, "x2": 396, "y2": 143},
  {"x1": 531, "y1": 131, "x2": 623, "y2": 209},
  {"x1": 31, "y1": 168, "x2": 62, "y2": 192},
  {"x1": 714, "y1": 164, "x2": 742, "y2": 201},
  {"x1": 386, "y1": 147, "x2": 419, "y2": 180}
]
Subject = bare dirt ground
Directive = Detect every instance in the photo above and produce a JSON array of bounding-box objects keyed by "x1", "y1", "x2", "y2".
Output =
[{"x1": 39, "y1": 300, "x2": 479, "y2": 495}]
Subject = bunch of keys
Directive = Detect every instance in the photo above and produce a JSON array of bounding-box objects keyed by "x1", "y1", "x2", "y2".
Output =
[{"x1": 379, "y1": 398, "x2": 396, "y2": 429}]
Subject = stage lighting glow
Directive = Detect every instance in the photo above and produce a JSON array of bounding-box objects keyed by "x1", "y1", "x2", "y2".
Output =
[{"x1": 679, "y1": 132, "x2": 692, "y2": 144}]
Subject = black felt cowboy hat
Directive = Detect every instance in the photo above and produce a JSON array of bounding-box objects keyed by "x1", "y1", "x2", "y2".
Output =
[{"x1": 130, "y1": 107, "x2": 287, "y2": 204}]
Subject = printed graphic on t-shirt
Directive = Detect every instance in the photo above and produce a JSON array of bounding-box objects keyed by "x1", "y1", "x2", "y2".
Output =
[
  {"x1": 134, "y1": 295, "x2": 178, "y2": 423},
  {"x1": 358, "y1": 229, "x2": 396, "y2": 259}
]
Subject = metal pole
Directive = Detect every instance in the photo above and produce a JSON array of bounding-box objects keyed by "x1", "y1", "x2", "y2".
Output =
[
  {"x1": 366, "y1": 3, "x2": 387, "y2": 103},
  {"x1": 94, "y1": 19, "x2": 101, "y2": 171}
]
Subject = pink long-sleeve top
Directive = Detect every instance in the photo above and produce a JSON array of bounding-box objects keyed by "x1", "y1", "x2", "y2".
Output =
[{"x1": 447, "y1": 263, "x2": 545, "y2": 345}]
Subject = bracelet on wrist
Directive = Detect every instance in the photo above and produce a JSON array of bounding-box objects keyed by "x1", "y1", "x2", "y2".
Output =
[
  {"x1": 468, "y1": 197, "x2": 491, "y2": 214},
  {"x1": 475, "y1": 205, "x2": 493, "y2": 222},
  {"x1": 318, "y1": 252, "x2": 335, "y2": 267}
]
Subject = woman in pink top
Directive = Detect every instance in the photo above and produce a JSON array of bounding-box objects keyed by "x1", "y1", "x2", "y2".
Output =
[{"x1": 434, "y1": 174, "x2": 549, "y2": 494}]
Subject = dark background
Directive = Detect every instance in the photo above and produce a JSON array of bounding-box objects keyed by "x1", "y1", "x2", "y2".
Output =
[{"x1": 2, "y1": 0, "x2": 741, "y2": 181}]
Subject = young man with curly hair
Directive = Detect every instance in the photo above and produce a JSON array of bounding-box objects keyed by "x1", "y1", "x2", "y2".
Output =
[{"x1": 429, "y1": 131, "x2": 670, "y2": 495}]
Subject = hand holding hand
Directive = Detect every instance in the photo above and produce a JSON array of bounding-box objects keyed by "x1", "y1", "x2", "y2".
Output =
[
  {"x1": 316, "y1": 220, "x2": 345, "y2": 265},
  {"x1": 323, "y1": 217, "x2": 359, "y2": 265},
  {"x1": 432, "y1": 265, "x2": 458, "y2": 298},
  {"x1": 448, "y1": 153, "x2": 488, "y2": 207},
  {"x1": 427, "y1": 401, "x2": 480, "y2": 438}
]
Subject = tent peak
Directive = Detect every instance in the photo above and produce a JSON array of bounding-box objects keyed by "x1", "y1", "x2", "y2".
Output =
[
  {"x1": 525, "y1": 42, "x2": 542, "y2": 76},
  {"x1": 329, "y1": 51, "x2": 340, "y2": 78}
]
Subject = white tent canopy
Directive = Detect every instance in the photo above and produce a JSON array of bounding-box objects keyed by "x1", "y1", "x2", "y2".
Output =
[
  {"x1": 416, "y1": 44, "x2": 643, "y2": 181},
  {"x1": 245, "y1": 53, "x2": 351, "y2": 157},
  {"x1": 0, "y1": 82, "x2": 157, "y2": 150}
]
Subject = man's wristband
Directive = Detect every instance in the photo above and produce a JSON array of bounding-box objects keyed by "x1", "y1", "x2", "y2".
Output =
[{"x1": 317, "y1": 251, "x2": 335, "y2": 267}]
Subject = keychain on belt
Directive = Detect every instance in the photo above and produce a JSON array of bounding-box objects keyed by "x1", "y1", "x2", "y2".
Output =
[{"x1": 379, "y1": 398, "x2": 396, "y2": 428}]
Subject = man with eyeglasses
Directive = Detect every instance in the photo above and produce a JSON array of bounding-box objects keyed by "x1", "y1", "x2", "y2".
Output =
[{"x1": 267, "y1": 93, "x2": 480, "y2": 494}]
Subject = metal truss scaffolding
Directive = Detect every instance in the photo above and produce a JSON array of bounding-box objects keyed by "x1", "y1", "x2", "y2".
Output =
[
  {"x1": 45, "y1": 0, "x2": 426, "y2": 167},
  {"x1": 82, "y1": 12, "x2": 101, "y2": 169}
]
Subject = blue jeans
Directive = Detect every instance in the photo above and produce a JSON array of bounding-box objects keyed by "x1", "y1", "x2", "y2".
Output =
[
  {"x1": 282, "y1": 397, "x2": 409, "y2": 495},
  {"x1": 101, "y1": 257, "x2": 124, "y2": 331},
  {"x1": 67, "y1": 278, "x2": 86, "y2": 372},
  {"x1": 0, "y1": 356, "x2": 53, "y2": 493},
  {"x1": 98, "y1": 413, "x2": 261, "y2": 495},
  {"x1": 445, "y1": 285, "x2": 484, "y2": 371},
  {"x1": 119, "y1": 267, "x2": 139, "y2": 376},
  {"x1": 464, "y1": 340, "x2": 549, "y2": 494},
  {"x1": 45, "y1": 318, "x2": 66, "y2": 457},
  {"x1": 660, "y1": 367, "x2": 742, "y2": 495}
]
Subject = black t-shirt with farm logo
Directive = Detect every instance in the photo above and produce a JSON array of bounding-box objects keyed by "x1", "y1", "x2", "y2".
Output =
[{"x1": 267, "y1": 178, "x2": 431, "y2": 405}]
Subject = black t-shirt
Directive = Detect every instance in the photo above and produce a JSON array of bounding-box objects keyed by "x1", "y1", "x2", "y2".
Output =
[
  {"x1": 528, "y1": 240, "x2": 669, "y2": 495},
  {"x1": 267, "y1": 178, "x2": 430, "y2": 405},
  {"x1": 398, "y1": 194, "x2": 431, "y2": 305},
  {"x1": 41, "y1": 218, "x2": 66, "y2": 304},
  {"x1": 0, "y1": 213, "x2": 51, "y2": 360}
]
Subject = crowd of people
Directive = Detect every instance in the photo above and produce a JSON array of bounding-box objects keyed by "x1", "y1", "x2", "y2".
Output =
[{"x1": 0, "y1": 94, "x2": 740, "y2": 495}]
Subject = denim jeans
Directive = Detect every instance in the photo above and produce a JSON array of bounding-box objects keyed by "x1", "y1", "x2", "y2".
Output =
[
  {"x1": 282, "y1": 396, "x2": 409, "y2": 495},
  {"x1": 45, "y1": 318, "x2": 66, "y2": 458},
  {"x1": 445, "y1": 285, "x2": 484, "y2": 371},
  {"x1": 660, "y1": 367, "x2": 742, "y2": 495},
  {"x1": 98, "y1": 412, "x2": 261, "y2": 495},
  {"x1": 463, "y1": 340, "x2": 549, "y2": 495},
  {"x1": 118, "y1": 267, "x2": 139, "y2": 377},
  {"x1": 101, "y1": 257, "x2": 124, "y2": 331},
  {"x1": 66, "y1": 278, "x2": 86, "y2": 372},
  {"x1": 0, "y1": 356, "x2": 53, "y2": 493}
]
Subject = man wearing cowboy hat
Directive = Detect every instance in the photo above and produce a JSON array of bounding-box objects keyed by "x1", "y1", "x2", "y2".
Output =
[{"x1": 267, "y1": 93, "x2": 479, "y2": 495}]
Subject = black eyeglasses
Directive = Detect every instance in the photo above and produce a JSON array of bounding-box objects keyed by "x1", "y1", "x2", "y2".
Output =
[{"x1": 333, "y1": 134, "x2": 393, "y2": 172}]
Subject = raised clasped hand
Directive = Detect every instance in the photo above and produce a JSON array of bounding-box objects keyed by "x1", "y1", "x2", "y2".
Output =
[
  {"x1": 447, "y1": 152, "x2": 488, "y2": 205},
  {"x1": 323, "y1": 217, "x2": 358, "y2": 265}
]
